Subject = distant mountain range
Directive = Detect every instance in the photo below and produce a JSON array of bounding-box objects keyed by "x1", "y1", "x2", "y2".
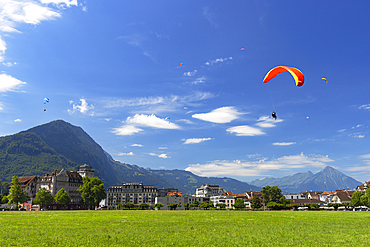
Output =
[
  {"x1": 249, "y1": 166, "x2": 362, "y2": 193},
  {"x1": 0, "y1": 120, "x2": 363, "y2": 194}
]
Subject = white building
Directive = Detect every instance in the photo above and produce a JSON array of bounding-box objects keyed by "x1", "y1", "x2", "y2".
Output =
[
  {"x1": 209, "y1": 195, "x2": 235, "y2": 209},
  {"x1": 284, "y1": 193, "x2": 306, "y2": 200},
  {"x1": 196, "y1": 184, "x2": 224, "y2": 197}
]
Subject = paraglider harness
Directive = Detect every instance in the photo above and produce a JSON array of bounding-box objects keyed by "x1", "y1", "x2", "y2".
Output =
[{"x1": 272, "y1": 111, "x2": 277, "y2": 120}]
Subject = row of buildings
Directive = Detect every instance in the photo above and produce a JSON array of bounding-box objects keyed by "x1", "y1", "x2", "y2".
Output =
[
  {"x1": 9, "y1": 164, "x2": 370, "y2": 210},
  {"x1": 14, "y1": 164, "x2": 95, "y2": 209},
  {"x1": 106, "y1": 181, "x2": 370, "y2": 210}
]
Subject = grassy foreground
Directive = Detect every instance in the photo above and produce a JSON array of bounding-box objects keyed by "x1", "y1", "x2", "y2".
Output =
[{"x1": 0, "y1": 210, "x2": 369, "y2": 246}]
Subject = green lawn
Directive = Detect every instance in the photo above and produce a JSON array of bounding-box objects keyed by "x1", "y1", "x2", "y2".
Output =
[{"x1": 0, "y1": 210, "x2": 369, "y2": 246}]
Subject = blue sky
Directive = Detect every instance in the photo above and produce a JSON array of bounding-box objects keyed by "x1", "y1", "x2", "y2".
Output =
[{"x1": 1, "y1": 1, "x2": 370, "y2": 184}]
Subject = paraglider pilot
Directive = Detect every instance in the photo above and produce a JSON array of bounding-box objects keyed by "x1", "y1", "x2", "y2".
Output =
[{"x1": 272, "y1": 111, "x2": 277, "y2": 121}]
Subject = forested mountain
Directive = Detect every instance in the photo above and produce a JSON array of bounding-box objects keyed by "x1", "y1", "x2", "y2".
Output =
[{"x1": 250, "y1": 166, "x2": 362, "y2": 193}]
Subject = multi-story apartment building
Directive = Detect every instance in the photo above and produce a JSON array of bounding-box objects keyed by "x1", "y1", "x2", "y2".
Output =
[
  {"x1": 106, "y1": 182, "x2": 158, "y2": 209},
  {"x1": 36, "y1": 164, "x2": 94, "y2": 203},
  {"x1": 196, "y1": 184, "x2": 225, "y2": 197},
  {"x1": 155, "y1": 195, "x2": 209, "y2": 210}
]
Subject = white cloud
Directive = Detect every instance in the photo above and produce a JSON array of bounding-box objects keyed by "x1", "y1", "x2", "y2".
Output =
[
  {"x1": 0, "y1": 0, "x2": 78, "y2": 61},
  {"x1": 68, "y1": 98, "x2": 94, "y2": 115},
  {"x1": 0, "y1": 73, "x2": 26, "y2": 92},
  {"x1": 183, "y1": 138, "x2": 212, "y2": 144},
  {"x1": 359, "y1": 104, "x2": 370, "y2": 110},
  {"x1": 2, "y1": 61, "x2": 16, "y2": 67},
  {"x1": 158, "y1": 146, "x2": 168, "y2": 150},
  {"x1": 205, "y1": 57, "x2": 232, "y2": 66},
  {"x1": 227, "y1": 125, "x2": 265, "y2": 136},
  {"x1": 338, "y1": 129, "x2": 346, "y2": 133},
  {"x1": 111, "y1": 125, "x2": 143, "y2": 136},
  {"x1": 183, "y1": 70, "x2": 197, "y2": 76},
  {"x1": 39, "y1": 0, "x2": 78, "y2": 8},
  {"x1": 126, "y1": 114, "x2": 180, "y2": 129},
  {"x1": 131, "y1": 144, "x2": 143, "y2": 147},
  {"x1": 192, "y1": 106, "x2": 243, "y2": 123},
  {"x1": 273, "y1": 142, "x2": 296, "y2": 146},
  {"x1": 104, "y1": 91, "x2": 215, "y2": 114},
  {"x1": 0, "y1": 102, "x2": 3, "y2": 111},
  {"x1": 14, "y1": 118, "x2": 21, "y2": 122},
  {"x1": 149, "y1": 153, "x2": 170, "y2": 159},
  {"x1": 185, "y1": 153, "x2": 334, "y2": 178},
  {"x1": 255, "y1": 116, "x2": 283, "y2": 128},
  {"x1": 117, "y1": 152, "x2": 134, "y2": 156},
  {"x1": 350, "y1": 133, "x2": 365, "y2": 138},
  {"x1": 189, "y1": 76, "x2": 206, "y2": 85}
]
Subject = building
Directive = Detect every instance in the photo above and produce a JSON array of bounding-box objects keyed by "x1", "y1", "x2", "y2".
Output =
[
  {"x1": 356, "y1": 181, "x2": 370, "y2": 192},
  {"x1": 196, "y1": 184, "x2": 224, "y2": 197},
  {"x1": 106, "y1": 182, "x2": 158, "y2": 209},
  {"x1": 209, "y1": 195, "x2": 235, "y2": 209},
  {"x1": 36, "y1": 164, "x2": 94, "y2": 203},
  {"x1": 284, "y1": 193, "x2": 306, "y2": 200},
  {"x1": 158, "y1": 188, "x2": 178, "y2": 197},
  {"x1": 155, "y1": 195, "x2": 209, "y2": 210},
  {"x1": 17, "y1": 176, "x2": 38, "y2": 199}
]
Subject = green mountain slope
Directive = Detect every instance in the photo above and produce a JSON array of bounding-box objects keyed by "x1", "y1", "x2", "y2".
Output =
[{"x1": 0, "y1": 132, "x2": 77, "y2": 182}]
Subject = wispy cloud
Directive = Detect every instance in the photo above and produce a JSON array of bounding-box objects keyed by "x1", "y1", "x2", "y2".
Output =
[
  {"x1": 117, "y1": 152, "x2": 134, "y2": 156},
  {"x1": 227, "y1": 125, "x2": 265, "y2": 136},
  {"x1": 185, "y1": 153, "x2": 334, "y2": 178},
  {"x1": 0, "y1": 74, "x2": 26, "y2": 92},
  {"x1": 14, "y1": 118, "x2": 21, "y2": 122},
  {"x1": 131, "y1": 144, "x2": 143, "y2": 147},
  {"x1": 149, "y1": 153, "x2": 170, "y2": 159},
  {"x1": 359, "y1": 104, "x2": 370, "y2": 110},
  {"x1": 273, "y1": 142, "x2": 296, "y2": 146},
  {"x1": 104, "y1": 91, "x2": 215, "y2": 114},
  {"x1": 68, "y1": 98, "x2": 94, "y2": 116},
  {"x1": 112, "y1": 125, "x2": 143, "y2": 136},
  {"x1": 350, "y1": 133, "x2": 365, "y2": 138},
  {"x1": 192, "y1": 106, "x2": 244, "y2": 123},
  {"x1": 205, "y1": 57, "x2": 232, "y2": 66},
  {"x1": 126, "y1": 114, "x2": 180, "y2": 129},
  {"x1": 188, "y1": 76, "x2": 206, "y2": 85},
  {"x1": 183, "y1": 137, "x2": 212, "y2": 144},
  {"x1": 183, "y1": 70, "x2": 197, "y2": 76},
  {"x1": 203, "y1": 7, "x2": 218, "y2": 28},
  {"x1": 256, "y1": 116, "x2": 283, "y2": 128}
]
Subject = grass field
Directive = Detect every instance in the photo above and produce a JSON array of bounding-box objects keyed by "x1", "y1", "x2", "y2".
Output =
[{"x1": 0, "y1": 210, "x2": 369, "y2": 246}]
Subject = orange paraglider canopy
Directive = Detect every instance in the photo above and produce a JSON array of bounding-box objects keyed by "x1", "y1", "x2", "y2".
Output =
[{"x1": 263, "y1": 66, "x2": 304, "y2": 87}]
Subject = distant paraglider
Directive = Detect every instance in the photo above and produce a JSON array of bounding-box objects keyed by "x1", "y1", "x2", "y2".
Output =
[
  {"x1": 180, "y1": 63, "x2": 184, "y2": 68},
  {"x1": 165, "y1": 117, "x2": 170, "y2": 123},
  {"x1": 272, "y1": 111, "x2": 277, "y2": 121},
  {"x1": 321, "y1": 78, "x2": 327, "y2": 83},
  {"x1": 43, "y1": 97, "x2": 49, "y2": 111},
  {"x1": 240, "y1": 47, "x2": 245, "y2": 51},
  {"x1": 263, "y1": 65, "x2": 305, "y2": 87}
]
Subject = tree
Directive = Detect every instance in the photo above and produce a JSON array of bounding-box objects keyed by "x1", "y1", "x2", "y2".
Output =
[
  {"x1": 138, "y1": 203, "x2": 150, "y2": 210},
  {"x1": 199, "y1": 202, "x2": 212, "y2": 210},
  {"x1": 251, "y1": 195, "x2": 262, "y2": 209},
  {"x1": 233, "y1": 198, "x2": 246, "y2": 210},
  {"x1": 191, "y1": 200, "x2": 200, "y2": 208},
  {"x1": 262, "y1": 186, "x2": 271, "y2": 204},
  {"x1": 77, "y1": 177, "x2": 106, "y2": 207},
  {"x1": 351, "y1": 190, "x2": 364, "y2": 207},
  {"x1": 167, "y1": 203, "x2": 180, "y2": 210},
  {"x1": 360, "y1": 188, "x2": 370, "y2": 207},
  {"x1": 117, "y1": 203, "x2": 123, "y2": 210},
  {"x1": 327, "y1": 203, "x2": 341, "y2": 210},
  {"x1": 7, "y1": 176, "x2": 29, "y2": 207},
  {"x1": 54, "y1": 188, "x2": 71, "y2": 206},
  {"x1": 184, "y1": 202, "x2": 191, "y2": 210},
  {"x1": 33, "y1": 188, "x2": 53, "y2": 208},
  {"x1": 155, "y1": 202, "x2": 163, "y2": 210},
  {"x1": 123, "y1": 202, "x2": 135, "y2": 210}
]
